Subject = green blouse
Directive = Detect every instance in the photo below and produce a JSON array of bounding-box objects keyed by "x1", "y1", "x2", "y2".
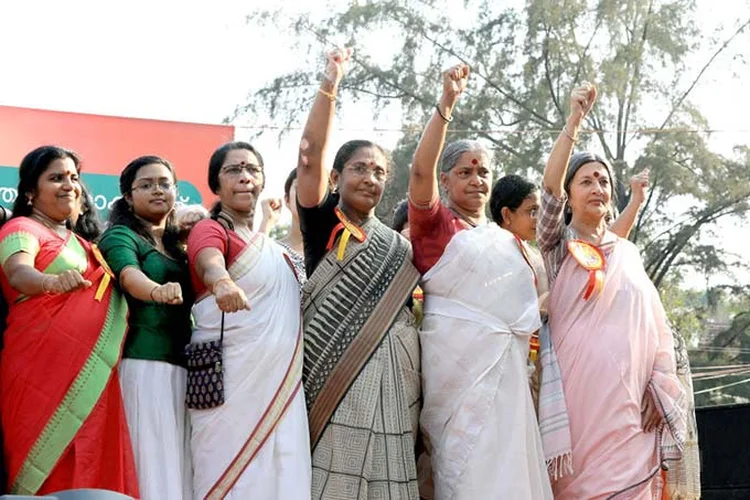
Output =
[{"x1": 98, "y1": 225, "x2": 193, "y2": 366}]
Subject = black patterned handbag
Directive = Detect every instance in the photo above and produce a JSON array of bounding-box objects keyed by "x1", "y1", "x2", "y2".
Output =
[{"x1": 185, "y1": 220, "x2": 229, "y2": 410}]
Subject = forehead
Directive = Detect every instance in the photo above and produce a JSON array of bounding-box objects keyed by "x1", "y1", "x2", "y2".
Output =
[
  {"x1": 346, "y1": 146, "x2": 387, "y2": 168},
  {"x1": 223, "y1": 149, "x2": 259, "y2": 166},
  {"x1": 134, "y1": 162, "x2": 172, "y2": 180},
  {"x1": 454, "y1": 151, "x2": 490, "y2": 168},
  {"x1": 574, "y1": 161, "x2": 610, "y2": 179},
  {"x1": 521, "y1": 191, "x2": 540, "y2": 206},
  {"x1": 45, "y1": 157, "x2": 77, "y2": 174}
]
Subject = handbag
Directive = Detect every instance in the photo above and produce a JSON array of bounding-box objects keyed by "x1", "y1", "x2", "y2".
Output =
[{"x1": 185, "y1": 220, "x2": 230, "y2": 410}]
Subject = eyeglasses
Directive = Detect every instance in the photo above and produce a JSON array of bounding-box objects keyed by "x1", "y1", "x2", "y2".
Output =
[
  {"x1": 132, "y1": 181, "x2": 176, "y2": 192},
  {"x1": 221, "y1": 163, "x2": 264, "y2": 177},
  {"x1": 345, "y1": 162, "x2": 387, "y2": 182}
]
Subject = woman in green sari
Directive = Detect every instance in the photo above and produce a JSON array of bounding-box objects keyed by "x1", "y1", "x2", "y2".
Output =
[{"x1": 297, "y1": 48, "x2": 421, "y2": 500}]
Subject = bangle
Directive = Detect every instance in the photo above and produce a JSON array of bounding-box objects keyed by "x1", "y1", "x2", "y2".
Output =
[
  {"x1": 149, "y1": 285, "x2": 159, "y2": 301},
  {"x1": 41, "y1": 275, "x2": 53, "y2": 294},
  {"x1": 562, "y1": 125, "x2": 578, "y2": 143},
  {"x1": 318, "y1": 88, "x2": 337, "y2": 102},
  {"x1": 435, "y1": 104, "x2": 453, "y2": 123},
  {"x1": 212, "y1": 276, "x2": 233, "y2": 291}
]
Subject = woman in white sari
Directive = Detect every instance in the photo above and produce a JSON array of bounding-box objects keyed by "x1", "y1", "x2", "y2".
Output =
[
  {"x1": 409, "y1": 64, "x2": 552, "y2": 499},
  {"x1": 186, "y1": 141, "x2": 311, "y2": 499}
]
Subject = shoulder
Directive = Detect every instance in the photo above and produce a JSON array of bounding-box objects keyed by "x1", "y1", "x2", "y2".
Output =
[
  {"x1": 0, "y1": 217, "x2": 41, "y2": 239},
  {"x1": 100, "y1": 225, "x2": 141, "y2": 245}
]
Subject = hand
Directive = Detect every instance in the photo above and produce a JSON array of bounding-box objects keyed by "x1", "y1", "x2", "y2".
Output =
[
  {"x1": 324, "y1": 47, "x2": 353, "y2": 88},
  {"x1": 629, "y1": 169, "x2": 649, "y2": 206},
  {"x1": 176, "y1": 205, "x2": 209, "y2": 233},
  {"x1": 44, "y1": 270, "x2": 92, "y2": 294},
  {"x1": 260, "y1": 198, "x2": 283, "y2": 227},
  {"x1": 150, "y1": 282, "x2": 183, "y2": 305},
  {"x1": 568, "y1": 81, "x2": 597, "y2": 125},
  {"x1": 641, "y1": 390, "x2": 662, "y2": 433},
  {"x1": 213, "y1": 278, "x2": 250, "y2": 313},
  {"x1": 441, "y1": 64, "x2": 470, "y2": 103}
]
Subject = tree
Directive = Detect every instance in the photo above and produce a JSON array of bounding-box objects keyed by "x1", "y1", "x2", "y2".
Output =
[{"x1": 239, "y1": 0, "x2": 750, "y2": 285}]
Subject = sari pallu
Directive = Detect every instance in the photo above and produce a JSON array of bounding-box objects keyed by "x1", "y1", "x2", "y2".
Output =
[
  {"x1": 0, "y1": 219, "x2": 137, "y2": 496},
  {"x1": 302, "y1": 218, "x2": 420, "y2": 500},
  {"x1": 544, "y1": 236, "x2": 687, "y2": 500},
  {"x1": 419, "y1": 224, "x2": 551, "y2": 500},
  {"x1": 189, "y1": 232, "x2": 310, "y2": 500}
]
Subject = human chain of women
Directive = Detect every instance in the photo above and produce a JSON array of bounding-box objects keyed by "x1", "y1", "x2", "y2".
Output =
[{"x1": 0, "y1": 47, "x2": 699, "y2": 500}]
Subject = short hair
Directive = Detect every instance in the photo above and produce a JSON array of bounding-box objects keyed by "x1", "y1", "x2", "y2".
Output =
[
  {"x1": 284, "y1": 169, "x2": 297, "y2": 200},
  {"x1": 391, "y1": 199, "x2": 409, "y2": 233},
  {"x1": 489, "y1": 175, "x2": 538, "y2": 225}
]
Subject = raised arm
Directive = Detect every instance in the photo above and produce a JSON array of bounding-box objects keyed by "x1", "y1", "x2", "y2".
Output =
[
  {"x1": 542, "y1": 82, "x2": 597, "y2": 197},
  {"x1": 409, "y1": 64, "x2": 470, "y2": 206},
  {"x1": 610, "y1": 169, "x2": 649, "y2": 239},
  {"x1": 4, "y1": 253, "x2": 90, "y2": 295},
  {"x1": 193, "y1": 247, "x2": 249, "y2": 313},
  {"x1": 297, "y1": 48, "x2": 352, "y2": 208}
]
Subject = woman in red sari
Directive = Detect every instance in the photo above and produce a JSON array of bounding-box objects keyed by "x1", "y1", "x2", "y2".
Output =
[{"x1": 0, "y1": 146, "x2": 138, "y2": 496}]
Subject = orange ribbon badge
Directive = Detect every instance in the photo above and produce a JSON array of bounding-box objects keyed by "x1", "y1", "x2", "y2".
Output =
[
  {"x1": 325, "y1": 207, "x2": 367, "y2": 261},
  {"x1": 90, "y1": 243, "x2": 115, "y2": 302},
  {"x1": 567, "y1": 239, "x2": 606, "y2": 301}
]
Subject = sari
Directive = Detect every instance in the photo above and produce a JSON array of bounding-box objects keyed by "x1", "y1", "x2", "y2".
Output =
[
  {"x1": 419, "y1": 224, "x2": 551, "y2": 500},
  {"x1": 0, "y1": 217, "x2": 137, "y2": 496},
  {"x1": 542, "y1": 234, "x2": 687, "y2": 499},
  {"x1": 187, "y1": 220, "x2": 310, "y2": 499},
  {"x1": 302, "y1": 215, "x2": 421, "y2": 500}
]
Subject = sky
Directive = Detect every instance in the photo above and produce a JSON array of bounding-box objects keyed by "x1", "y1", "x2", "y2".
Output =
[{"x1": 0, "y1": 0, "x2": 749, "y2": 286}]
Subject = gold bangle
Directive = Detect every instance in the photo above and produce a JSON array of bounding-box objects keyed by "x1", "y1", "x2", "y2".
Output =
[
  {"x1": 562, "y1": 125, "x2": 578, "y2": 143},
  {"x1": 41, "y1": 275, "x2": 53, "y2": 294},
  {"x1": 318, "y1": 88, "x2": 337, "y2": 102}
]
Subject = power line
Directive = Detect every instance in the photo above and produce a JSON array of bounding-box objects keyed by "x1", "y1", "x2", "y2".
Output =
[{"x1": 694, "y1": 376, "x2": 750, "y2": 395}]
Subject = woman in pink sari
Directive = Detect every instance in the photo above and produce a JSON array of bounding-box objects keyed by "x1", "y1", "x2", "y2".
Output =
[{"x1": 536, "y1": 83, "x2": 687, "y2": 499}]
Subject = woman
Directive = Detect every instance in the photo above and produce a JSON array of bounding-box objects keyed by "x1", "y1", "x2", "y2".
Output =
[
  {"x1": 409, "y1": 65, "x2": 551, "y2": 500},
  {"x1": 258, "y1": 169, "x2": 306, "y2": 283},
  {"x1": 98, "y1": 156, "x2": 193, "y2": 499},
  {"x1": 297, "y1": 48, "x2": 420, "y2": 499},
  {"x1": 536, "y1": 82, "x2": 686, "y2": 499},
  {"x1": 187, "y1": 141, "x2": 310, "y2": 499},
  {"x1": 0, "y1": 146, "x2": 138, "y2": 496}
]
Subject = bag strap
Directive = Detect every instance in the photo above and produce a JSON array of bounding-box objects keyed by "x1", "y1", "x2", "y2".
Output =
[{"x1": 212, "y1": 213, "x2": 232, "y2": 350}]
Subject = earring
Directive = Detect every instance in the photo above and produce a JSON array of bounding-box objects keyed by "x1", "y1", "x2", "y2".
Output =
[{"x1": 26, "y1": 197, "x2": 32, "y2": 206}]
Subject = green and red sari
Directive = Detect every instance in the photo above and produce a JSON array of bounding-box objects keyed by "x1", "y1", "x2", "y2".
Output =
[{"x1": 0, "y1": 217, "x2": 138, "y2": 497}]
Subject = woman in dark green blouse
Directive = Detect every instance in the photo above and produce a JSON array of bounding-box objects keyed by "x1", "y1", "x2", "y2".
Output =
[{"x1": 98, "y1": 155, "x2": 193, "y2": 500}]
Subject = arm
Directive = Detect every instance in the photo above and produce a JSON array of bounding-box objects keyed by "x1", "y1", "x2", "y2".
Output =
[
  {"x1": 4, "y1": 252, "x2": 90, "y2": 295},
  {"x1": 193, "y1": 247, "x2": 249, "y2": 313},
  {"x1": 119, "y1": 267, "x2": 182, "y2": 304},
  {"x1": 258, "y1": 198, "x2": 282, "y2": 235},
  {"x1": 409, "y1": 64, "x2": 470, "y2": 206},
  {"x1": 610, "y1": 169, "x2": 649, "y2": 239},
  {"x1": 542, "y1": 82, "x2": 598, "y2": 197},
  {"x1": 297, "y1": 48, "x2": 352, "y2": 208}
]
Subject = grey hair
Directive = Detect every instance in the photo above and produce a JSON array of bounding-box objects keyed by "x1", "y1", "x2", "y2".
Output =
[{"x1": 440, "y1": 139, "x2": 490, "y2": 173}]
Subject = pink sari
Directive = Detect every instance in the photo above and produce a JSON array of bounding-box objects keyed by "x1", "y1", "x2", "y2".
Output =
[{"x1": 546, "y1": 235, "x2": 686, "y2": 499}]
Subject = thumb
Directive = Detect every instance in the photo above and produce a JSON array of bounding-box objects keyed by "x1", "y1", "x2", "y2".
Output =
[{"x1": 82, "y1": 280, "x2": 93, "y2": 288}]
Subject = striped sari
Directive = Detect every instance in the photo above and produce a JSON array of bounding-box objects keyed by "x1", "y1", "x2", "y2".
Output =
[{"x1": 303, "y1": 216, "x2": 421, "y2": 500}]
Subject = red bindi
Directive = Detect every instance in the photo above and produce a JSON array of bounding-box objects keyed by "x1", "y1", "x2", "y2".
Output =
[
  {"x1": 471, "y1": 158, "x2": 478, "y2": 165},
  {"x1": 593, "y1": 171, "x2": 600, "y2": 178}
]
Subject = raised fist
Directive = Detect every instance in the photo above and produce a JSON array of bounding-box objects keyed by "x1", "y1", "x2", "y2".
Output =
[
  {"x1": 569, "y1": 81, "x2": 597, "y2": 123},
  {"x1": 442, "y1": 64, "x2": 470, "y2": 101},
  {"x1": 324, "y1": 47, "x2": 353, "y2": 87},
  {"x1": 629, "y1": 169, "x2": 649, "y2": 206}
]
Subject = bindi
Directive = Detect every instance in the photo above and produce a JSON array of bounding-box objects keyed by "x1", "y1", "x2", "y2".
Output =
[
  {"x1": 471, "y1": 158, "x2": 479, "y2": 165},
  {"x1": 593, "y1": 171, "x2": 600, "y2": 178}
]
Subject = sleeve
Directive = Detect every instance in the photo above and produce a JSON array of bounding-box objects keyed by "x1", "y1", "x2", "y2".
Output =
[
  {"x1": 297, "y1": 192, "x2": 339, "y2": 274},
  {"x1": 186, "y1": 219, "x2": 228, "y2": 269},
  {"x1": 407, "y1": 195, "x2": 443, "y2": 241},
  {"x1": 536, "y1": 188, "x2": 567, "y2": 253},
  {"x1": 0, "y1": 219, "x2": 41, "y2": 265},
  {"x1": 98, "y1": 226, "x2": 142, "y2": 278}
]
